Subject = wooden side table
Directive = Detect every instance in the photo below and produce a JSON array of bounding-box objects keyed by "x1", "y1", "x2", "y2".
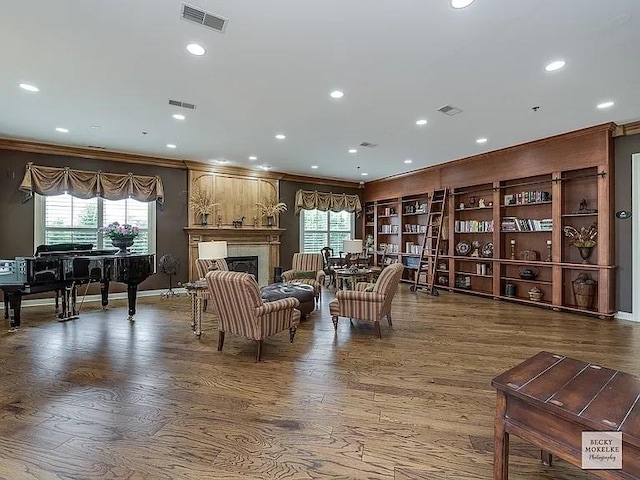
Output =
[
  {"x1": 184, "y1": 280, "x2": 210, "y2": 338},
  {"x1": 492, "y1": 351, "x2": 640, "y2": 480}
]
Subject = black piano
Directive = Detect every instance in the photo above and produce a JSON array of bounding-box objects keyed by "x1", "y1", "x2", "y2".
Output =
[{"x1": 0, "y1": 243, "x2": 155, "y2": 331}]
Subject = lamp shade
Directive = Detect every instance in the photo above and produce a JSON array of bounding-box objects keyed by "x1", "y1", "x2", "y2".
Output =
[
  {"x1": 343, "y1": 239, "x2": 363, "y2": 254},
  {"x1": 198, "y1": 241, "x2": 228, "y2": 259}
]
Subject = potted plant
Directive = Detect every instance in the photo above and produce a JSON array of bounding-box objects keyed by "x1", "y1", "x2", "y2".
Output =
[
  {"x1": 189, "y1": 187, "x2": 218, "y2": 225},
  {"x1": 99, "y1": 221, "x2": 139, "y2": 254},
  {"x1": 564, "y1": 222, "x2": 597, "y2": 264},
  {"x1": 256, "y1": 201, "x2": 287, "y2": 227}
]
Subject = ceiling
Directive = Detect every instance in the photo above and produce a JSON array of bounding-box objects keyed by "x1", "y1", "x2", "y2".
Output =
[{"x1": 1, "y1": 1, "x2": 639, "y2": 183}]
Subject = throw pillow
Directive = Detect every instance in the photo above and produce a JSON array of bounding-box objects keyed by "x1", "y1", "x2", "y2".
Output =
[{"x1": 293, "y1": 270, "x2": 316, "y2": 280}]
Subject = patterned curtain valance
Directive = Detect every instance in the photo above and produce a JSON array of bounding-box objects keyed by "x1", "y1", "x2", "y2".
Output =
[
  {"x1": 19, "y1": 163, "x2": 164, "y2": 204},
  {"x1": 294, "y1": 189, "x2": 362, "y2": 215}
]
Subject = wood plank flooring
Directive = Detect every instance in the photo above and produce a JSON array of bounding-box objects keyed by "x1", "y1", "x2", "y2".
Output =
[{"x1": 1, "y1": 286, "x2": 638, "y2": 479}]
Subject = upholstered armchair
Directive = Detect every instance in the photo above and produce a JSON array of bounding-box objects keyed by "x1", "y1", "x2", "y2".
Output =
[
  {"x1": 195, "y1": 258, "x2": 229, "y2": 312},
  {"x1": 205, "y1": 270, "x2": 301, "y2": 362},
  {"x1": 329, "y1": 263, "x2": 404, "y2": 338},
  {"x1": 281, "y1": 253, "x2": 325, "y2": 300}
]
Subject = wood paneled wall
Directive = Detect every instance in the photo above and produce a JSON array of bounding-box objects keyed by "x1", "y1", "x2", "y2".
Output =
[{"x1": 364, "y1": 124, "x2": 614, "y2": 201}]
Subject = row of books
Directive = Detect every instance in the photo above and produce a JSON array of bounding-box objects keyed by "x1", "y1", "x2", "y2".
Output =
[
  {"x1": 454, "y1": 220, "x2": 494, "y2": 233},
  {"x1": 380, "y1": 224, "x2": 400, "y2": 234},
  {"x1": 404, "y1": 224, "x2": 427, "y2": 233},
  {"x1": 504, "y1": 191, "x2": 551, "y2": 205},
  {"x1": 501, "y1": 217, "x2": 553, "y2": 231},
  {"x1": 378, "y1": 243, "x2": 399, "y2": 253}
]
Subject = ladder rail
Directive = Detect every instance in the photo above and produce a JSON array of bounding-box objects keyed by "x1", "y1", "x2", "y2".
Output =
[{"x1": 412, "y1": 188, "x2": 448, "y2": 295}]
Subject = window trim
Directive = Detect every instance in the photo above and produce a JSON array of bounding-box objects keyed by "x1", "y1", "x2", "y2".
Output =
[{"x1": 34, "y1": 194, "x2": 156, "y2": 254}]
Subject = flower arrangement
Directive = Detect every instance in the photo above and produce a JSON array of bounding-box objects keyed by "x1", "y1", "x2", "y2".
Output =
[
  {"x1": 255, "y1": 201, "x2": 288, "y2": 217},
  {"x1": 189, "y1": 187, "x2": 218, "y2": 216},
  {"x1": 564, "y1": 223, "x2": 597, "y2": 247},
  {"x1": 99, "y1": 222, "x2": 139, "y2": 240}
]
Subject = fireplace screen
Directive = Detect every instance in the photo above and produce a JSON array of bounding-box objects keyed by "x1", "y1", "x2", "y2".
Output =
[{"x1": 226, "y1": 256, "x2": 258, "y2": 281}]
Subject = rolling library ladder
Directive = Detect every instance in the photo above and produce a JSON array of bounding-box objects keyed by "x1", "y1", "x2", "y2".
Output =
[{"x1": 412, "y1": 188, "x2": 448, "y2": 295}]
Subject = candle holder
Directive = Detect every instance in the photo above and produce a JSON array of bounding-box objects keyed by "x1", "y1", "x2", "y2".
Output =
[
  {"x1": 546, "y1": 241, "x2": 552, "y2": 262},
  {"x1": 510, "y1": 240, "x2": 516, "y2": 260}
]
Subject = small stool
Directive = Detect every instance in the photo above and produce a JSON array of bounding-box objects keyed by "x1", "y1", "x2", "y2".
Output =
[{"x1": 261, "y1": 283, "x2": 315, "y2": 318}]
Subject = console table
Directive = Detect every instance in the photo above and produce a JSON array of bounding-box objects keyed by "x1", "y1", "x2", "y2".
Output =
[{"x1": 492, "y1": 351, "x2": 640, "y2": 479}]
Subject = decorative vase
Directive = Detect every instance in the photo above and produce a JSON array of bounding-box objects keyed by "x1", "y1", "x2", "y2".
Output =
[
  {"x1": 200, "y1": 213, "x2": 209, "y2": 226},
  {"x1": 266, "y1": 215, "x2": 275, "y2": 227},
  {"x1": 112, "y1": 237, "x2": 134, "y2": 255},
  {"x1": 578, "y1": 246, "x2": 593, "y2": 264}
]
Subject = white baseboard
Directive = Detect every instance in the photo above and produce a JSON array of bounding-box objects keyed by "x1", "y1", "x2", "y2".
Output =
[
  {"x1": 20, "y1": 288, "x2": 189, "y2": 309},
  {"x1": 616, "y1": 311, "x2": 637, "y2": 322}
]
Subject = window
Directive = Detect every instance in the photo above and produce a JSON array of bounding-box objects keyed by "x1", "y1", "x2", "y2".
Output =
[
  {"x1": 34, "y1": 194, "x2": 156, "y2": 254},
  {"x1": 300, "y1": 209, "x2": 354, "y2": 253}
]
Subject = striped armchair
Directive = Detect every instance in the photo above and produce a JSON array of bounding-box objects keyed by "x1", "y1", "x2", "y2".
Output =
[
  {"x1": 205, "y1": 270, "x2": 301, "y2": 362},
  {"x1": 281, "y1": 253, "x2": 325, "y2": 300},
  {"x1": 329, "y1": 263, "x2": 404, "y2": 338},
  {"x1": 195, "y1": 258, "x2": 229, "y2": 311}
]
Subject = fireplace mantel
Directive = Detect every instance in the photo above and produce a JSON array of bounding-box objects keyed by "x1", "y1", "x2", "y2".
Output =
[{"x1": 184, "y1": 226, "x2": 285, "y2": 284}]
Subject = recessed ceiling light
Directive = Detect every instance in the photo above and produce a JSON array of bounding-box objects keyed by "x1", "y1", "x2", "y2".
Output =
[
  {"x1": 90, "y1": 125, "x2": 101, "y2": 130},
  {"x1": 348, "y1": 149, "x2": 358, "y2": 154},
  {"x1": 172, "y1": 114, "x2": 186, "y2": 120},
  {"x1": 329, "y1": 90, "x2": 344, "y2": 99},
  {"x1": 416, "y1": 119, "x2": 427, "y2": 126},
  {"x1": 275, "y1": 134, "x2": 286, "y2": 140},
  {"x1": 404, "y1": 159, "x2": 413, "y2": 164},
  {"x1": 361, "y1": 172, "x2": 368, "y2": 176},
  {"x1": 248, "y1": 156, "x2": 258, "y2": 161},
  {"x1": 55, "y1": 127, "x2": 69, "y2": 133},
  {"x1": 451, "y1": 0, "x2": 474, "y2": 9},
  {"x1": 166, "y1": 144, "x2": 177, "y2": 149},
  {"x1": 476, "y1": 138, "x2": 488, "y2": 144},
  {"x1": 597, "y1": 101, "x2": 614, "y2": 109},
  {"x1": 545, "y1": 60, "x2": 566, "y2": 72},
  {"x1": 186, "y1": 43, "x2": 206, "y2": 56},
  {"x1": 215, "y1": 159, "x2": 230, "y2": 165},
  {"x1": 19, "y1": 83, "x2": 39, "y2": 92},
  {"x1": 260, "y1": 165, "x2": 272, "y2": 170},
  {"x1": 311, "y1": 165, "x2": 318, "y2": 169}
]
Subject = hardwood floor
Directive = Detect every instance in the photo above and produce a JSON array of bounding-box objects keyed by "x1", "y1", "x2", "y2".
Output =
[{"x1": 1, "y1": 286, "x2": 638, "y2": 479}]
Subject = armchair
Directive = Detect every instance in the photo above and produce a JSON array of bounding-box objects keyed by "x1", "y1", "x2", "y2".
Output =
[
  {"x1": 329, "y1": 263, "x2": 404, "y2": 338},
  {"x1": 281, "y1": 253, "x2": 325, "y2": 300},
  {"x1": 195, "y1": 258, "x2": 229, "y2": 312},
  {"x1": 205, "y1": 270, "x2": 301, "y2": 362}
]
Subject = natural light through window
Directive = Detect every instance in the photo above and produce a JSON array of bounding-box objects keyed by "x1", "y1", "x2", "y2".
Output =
[
  {"x1": 300, "y1": 209, "x2": 354, "y2": 253},
  {"x1": 35, "y1": 194, "x2": 155, "y2": 254}
]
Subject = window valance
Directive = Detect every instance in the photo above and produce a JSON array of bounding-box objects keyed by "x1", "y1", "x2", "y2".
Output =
[
  {"x1": 19, "y1": 163, "x2": 164, "y2": 204},
  {"x1": 295, "y1": 189, "x2": 362, "y2": 215}
]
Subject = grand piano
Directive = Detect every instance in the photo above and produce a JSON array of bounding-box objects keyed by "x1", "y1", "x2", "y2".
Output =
[{"x1": 0, "y1": 243, "x2": 155, "y2": 331}]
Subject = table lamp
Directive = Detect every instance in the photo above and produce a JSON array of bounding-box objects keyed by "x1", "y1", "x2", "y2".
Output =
[
  {"x1": 343, "y1": 239, "x2": 363, "y2": 268},
  {"x1": 198, "y1": 241, "x2": 228, "y2": 272}
]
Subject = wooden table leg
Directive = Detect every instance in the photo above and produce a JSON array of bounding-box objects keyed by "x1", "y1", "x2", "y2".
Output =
[
  {"x1": 494, "y1": 390, "x2": 509, "y2": 480},
  {"x1": 541, "y1": 450, "x2": 553, "y2": 466}
]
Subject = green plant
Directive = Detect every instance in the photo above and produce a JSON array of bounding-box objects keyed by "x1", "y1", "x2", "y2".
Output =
[{"x1": 564, "y1": 223, "x2": 597, "y2": 247}]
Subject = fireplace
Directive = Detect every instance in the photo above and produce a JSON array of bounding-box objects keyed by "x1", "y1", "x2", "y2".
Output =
[
  {"x1": 226, "y1": 256, "x2": 258, "y2": 281},
  {"x1": 185, "y1": 226, "x2": 284, "y2": 286}
]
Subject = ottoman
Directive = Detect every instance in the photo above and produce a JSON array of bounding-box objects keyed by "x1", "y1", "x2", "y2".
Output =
[{"x1": 261, "y1": 283, "x2": 315, "y2": 318}]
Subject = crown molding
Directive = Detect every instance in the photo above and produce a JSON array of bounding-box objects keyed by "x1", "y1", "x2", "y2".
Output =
[
  {"x1": 613, "y1": 120, "x2": 640, "y2": 137},
  {"x1": 0, "y1": 137, "x2": 185, "y2": 169}
]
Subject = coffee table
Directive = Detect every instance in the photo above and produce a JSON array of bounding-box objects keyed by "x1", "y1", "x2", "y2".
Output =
[
  {"x1": 261, "y1": 283, "x2": 315, "y2": 318},
  {"x1": 492, "y1": 351, "x2": 640, "y2": 479}
]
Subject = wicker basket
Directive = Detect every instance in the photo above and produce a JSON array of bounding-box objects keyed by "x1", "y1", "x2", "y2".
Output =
[{"x1": 572, "y1": 274, "x2": 597, "y2": 309}]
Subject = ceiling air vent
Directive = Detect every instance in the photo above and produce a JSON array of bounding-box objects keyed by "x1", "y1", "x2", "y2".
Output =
[
  {"x1": 169, "y1": 99, "x2": 196, "y2": 110},
  {"x1": 358, "y1": 142, "x2": 378, "y2": 148},
  {"x1": 437, "y1": 104, "x2": 463, "y2": 116},
  {"x1": 181, "y1": 3, "x2": 228, "y2": 33}
]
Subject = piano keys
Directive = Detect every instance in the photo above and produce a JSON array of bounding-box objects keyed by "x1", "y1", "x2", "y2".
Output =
[{"x1": 0, "y1": 243, "x2": 155, "y2": 331}]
